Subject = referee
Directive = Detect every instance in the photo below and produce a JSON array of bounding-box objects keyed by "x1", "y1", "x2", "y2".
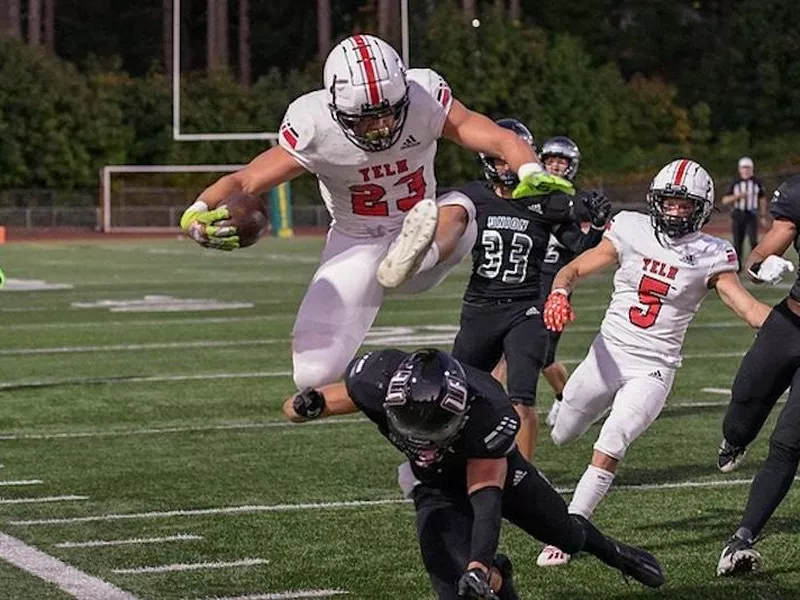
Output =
[{"x1": 721, "y1": 157, "x2": 767, "y2": 269}]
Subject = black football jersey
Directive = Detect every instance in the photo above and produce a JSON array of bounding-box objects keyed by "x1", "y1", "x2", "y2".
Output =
[
  {"x1": 344, "y1": 349, "x2": 520, "y2": 492},
  {"x1": 459, "y1": 181, "x2": 598, "y2": 301},
  {"x1": 769, "y1": 174, "x2": 800, "y2": 301}
]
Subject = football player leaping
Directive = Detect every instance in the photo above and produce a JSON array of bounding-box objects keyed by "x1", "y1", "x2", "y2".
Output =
[
  {"x1": 180, "y1": 34, "x2": 570, "y2": 395},
  {"x1": 535, "y1": 159, "x2": 772, "y2": 568}
]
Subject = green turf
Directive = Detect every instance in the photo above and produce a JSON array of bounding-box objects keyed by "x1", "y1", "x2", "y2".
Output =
[{"x1": 0, "y1": 237, "x2": 798, "y2": 599}]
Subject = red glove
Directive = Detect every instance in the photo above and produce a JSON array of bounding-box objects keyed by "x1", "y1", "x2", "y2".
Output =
[{"x1": 543, "y1": 289, "x2": 574, "y2": 332}]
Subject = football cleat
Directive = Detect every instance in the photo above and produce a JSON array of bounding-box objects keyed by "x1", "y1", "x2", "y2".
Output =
[
  {"x1": 377, "y1": 199, "x2": 438, "y2": 288},
  {"x1": 717, "y1": 535, "x2": 761, "y2": 577},
  {"x1": 492, "y1": 554, "x2": 517, "y2": 599},
  {"x1": 546, "y1": 399, "x2": 561, "y2": 427},
  {"x1": 613, "y1": 540, "x2": 665, "y2": 588},
  {"x1": 718, "y1": 438, "x2": 747, "y2": 473},
  {"x1": 536, "y1": 545, "x2": 571, "y2": 567}
]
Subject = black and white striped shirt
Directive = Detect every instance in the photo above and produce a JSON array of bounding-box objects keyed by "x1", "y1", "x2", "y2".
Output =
[{"x1": 727, "y1": 177, "x2": 765, "y2": 212}]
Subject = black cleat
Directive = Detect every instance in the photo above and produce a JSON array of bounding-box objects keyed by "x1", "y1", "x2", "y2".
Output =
[
  {"x1": 613, "y1": 540, "x2": 665, "y2": 588},
  {"x1": 492, "y1": 554, "x2": 518, "y2": 600},
  {"x1": 718, "y1": 439, "x2": 747, "y2": 473},
  {"x1": 717, "y1": 535, "x2": 762, "y2": 577}
]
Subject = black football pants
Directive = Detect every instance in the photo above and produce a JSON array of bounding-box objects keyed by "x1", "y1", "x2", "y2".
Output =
[
  {"x1": 413, "y1": 450, "x2": 621, "y2": 600},
  {"x1": 723, "y1": 299, "x2": 800, "y2": 537},
  {"x1": 452, "y1": 298, "x2": 548, "y2": 406},
  {"x1": 731, "y1": 210, "x2": 758, "y2": 270}
]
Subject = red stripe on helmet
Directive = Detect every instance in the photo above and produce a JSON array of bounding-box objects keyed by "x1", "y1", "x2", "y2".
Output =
[
  {"x1": 673, "y1": 159, "x2": 690, "y2": 186},
  {"x1": 352, "y1": 35, "x2": 382, "y2": 106}
]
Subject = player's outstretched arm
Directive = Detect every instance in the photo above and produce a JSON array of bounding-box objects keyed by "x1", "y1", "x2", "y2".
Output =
[
  {"x1": 442, "y1": 100, "x2": 537, "y2": 173},
  {"x1": 713, "y1": 271, "x2": 772, "y2": 328},
  {"x1": 551, "y1": 238, "x2": 619, "y2": 295},
  {"x1": 745, "y1": 219, "x2": 796, "y2": 281},
  {"x1": 181, "y1": 146, "x2": 307, "y2": 249},
  {"x1": 281, "y1": 382, "x2": 359, "y2": 423}
]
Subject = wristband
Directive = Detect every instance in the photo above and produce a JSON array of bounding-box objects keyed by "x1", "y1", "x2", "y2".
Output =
[
  {"x1": 551, "y1": 287, "x2": 570, "y2": 297},
  {"x1": 517, "y1": 162, "x2": 544, "y2": 181}
]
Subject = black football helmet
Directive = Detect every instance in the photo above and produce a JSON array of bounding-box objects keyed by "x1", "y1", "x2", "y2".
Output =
[
  {"x1": 384, "y1": 349, "x2": 470, "y2": 457},
  {"x1": 540, "y1": 136, "x2": 581, "y2": 181},
  {"x1": 480, "y1": 118, "x2": 536, "y2": 189}
]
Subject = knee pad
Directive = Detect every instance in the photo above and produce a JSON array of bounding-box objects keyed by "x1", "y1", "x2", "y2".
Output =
[{"x1": 292, "y1": 332, "x2": 348, "y2": 389}]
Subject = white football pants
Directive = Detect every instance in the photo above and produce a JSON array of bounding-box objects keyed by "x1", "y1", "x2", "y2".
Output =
[
  {"x1": 550, "y1": 334, "x2": 675, "y2": 460},
  {"x1": 291, "y1": 195, "x2": 476, "y2": 390}
]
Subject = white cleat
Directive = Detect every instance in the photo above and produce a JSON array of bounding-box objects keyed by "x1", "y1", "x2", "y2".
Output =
[
  {"x1": 717, "y1": 536, "x2": 762, "y2": 577},
  {"x1": 537, "y1": 545, "x2": 571, "y2": 567},
  {"x1": 377, "y1": 199, "x2": 438, "y2": 288},
  {"x1": 546, "y1": 399, "x2": 561, "y2": 427}
]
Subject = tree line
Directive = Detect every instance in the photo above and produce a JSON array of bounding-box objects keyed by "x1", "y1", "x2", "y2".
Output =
[{"x1": 0, "y1": 1, "x2": 798, "y2": 200}]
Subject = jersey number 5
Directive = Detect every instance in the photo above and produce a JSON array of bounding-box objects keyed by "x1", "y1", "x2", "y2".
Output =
[
  {"x1": 628, "y1": 275, "x2": 670, "y2": 329},
  {"x1": 349, "y1": 166, "x2": 427, "y2": 216}
]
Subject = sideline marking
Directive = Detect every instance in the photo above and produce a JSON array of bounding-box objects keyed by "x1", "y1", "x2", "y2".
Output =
[
  {"x1": 0, "y1": 531, "x2": 138, "y2": 599},
  {"x1": 111, "y1": 558, "x2": 268, "y2": 575}
]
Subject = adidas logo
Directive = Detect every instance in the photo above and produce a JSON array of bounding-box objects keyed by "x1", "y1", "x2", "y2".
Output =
[
  {"x1": 525, "y1": 305, "x2": 540, "y2": 316},
  {"x1": 400, "y1": 135, "x2": 421, "y2": 149},
  {"x1": 648, "y1": 369, "x2": 663, "y2": 380},
  {"x1": 527, "y1": 203, "x2": 543, "y2": 214},
  {"x1": 679, "y1": 254, "x2": 695, "y2": 265},
  {"x1": 513, "y1": 469, "x2": 527, "y2": 487}
]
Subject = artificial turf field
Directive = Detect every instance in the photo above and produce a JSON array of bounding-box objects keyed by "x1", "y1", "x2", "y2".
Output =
[{"x1": 0, "y1": 235, "x2": 799, "y2": 600}]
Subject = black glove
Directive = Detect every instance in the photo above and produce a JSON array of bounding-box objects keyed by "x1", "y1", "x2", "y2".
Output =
[
  {"x1": 291, "y1": 387, "x2": 326, "y2": 420},
  {"x1": 583, "y1": 191, "x2": 611, "y2": 229},
  {"x1": 457, "y1": 568, "x2": 499, "y2": 600}
]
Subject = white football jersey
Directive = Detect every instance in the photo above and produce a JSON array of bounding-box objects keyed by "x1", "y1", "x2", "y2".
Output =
[
  {"x1": 278, "y1": 69, "x2": 453, "y2": 238},
  {"x1": 600, "y1": 211, "x2": 739, "y2": 367}
]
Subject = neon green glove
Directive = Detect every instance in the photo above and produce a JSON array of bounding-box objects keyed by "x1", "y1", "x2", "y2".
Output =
[
  {"x1": 180, "y1": 201, "x2": 240, "y2": 251},
  {"x1": 512, "y1": 164, "x2": 575, "y2": 199},
  {"x1": 0, "y1": 266, "x2": 5, "y2": 288}
]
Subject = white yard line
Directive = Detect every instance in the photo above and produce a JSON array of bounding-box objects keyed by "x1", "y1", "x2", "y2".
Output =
[
  {"x1": 703, "y1": 387, "x2": 731, "y2": 395},
  {"x1": 0, "y1": 339, "x2": 289, "y2": 356},
  {"x1": 111, "y1": 558, "x2": 268, "y2": 575},
  {"x1": 0, "y1": 400, "x2": 732, "y2": 442},
  {"x1": 0, "y1": 418, "x2": 367, "y2": 441},
  {"x1": 0, "y1": 371, "x2": 292, "y2": 391},
  {"x1": 200, "y1": 591, "x2": 349, "y2": 600},
  {"x1": 55, "y1": 534, "x2": 202, "y2": 549},
  {"x1": 0, "y1": 495, "x2": 87, "y2": 505},
  {"x1": 0, "y1": 480, "x2": 43, "y2": 487},
  {"x1": 8, "y1": 477, "x2": 785, "y2": 527},
  {"x1": 0, "y1": 531, "x2": 139, "y2": 599}
]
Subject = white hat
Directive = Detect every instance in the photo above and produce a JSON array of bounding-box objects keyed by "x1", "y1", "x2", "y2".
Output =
[{"x1": 738, "y1": 156, "x2": 754, "y2": 168}]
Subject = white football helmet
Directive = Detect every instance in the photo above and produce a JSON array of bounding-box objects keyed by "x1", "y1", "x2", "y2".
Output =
[
  {"x1": 323, "y1": 35, "x2": 409, "y2": 152},
  {"x1": 647, "y1": 159, "x2": 714, "y2": 238}
]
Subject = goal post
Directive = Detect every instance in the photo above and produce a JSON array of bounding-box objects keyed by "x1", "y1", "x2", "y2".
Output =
[{"x1": 100, "y1": 164, "x2": 246, "y2": 232}]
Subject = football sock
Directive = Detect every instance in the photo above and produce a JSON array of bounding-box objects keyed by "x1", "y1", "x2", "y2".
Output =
[
  {"x1": 416, "y1": 242, "x2": 440, "y2": 274},
  {"x1": 739, "y1": 440, "x2": 800, "y2": 538},
  {"x1": 571, "y1": 514, "x2": 621, "y2": 569},
  {"x1": 568, "y1": 465, "x2": 615, "y2": 519}
]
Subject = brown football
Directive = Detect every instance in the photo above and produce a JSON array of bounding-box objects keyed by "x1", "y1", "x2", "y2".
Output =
[{"x1": 218, "y1": 192, "x2": 269, "y2": 248}]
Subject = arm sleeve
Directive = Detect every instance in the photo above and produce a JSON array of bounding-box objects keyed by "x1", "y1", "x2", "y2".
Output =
[
  {"x1": 468, "y1": 486, "x2": 504, "y2": 567},
  {"x1": 555, "y1": 222, "x2": 604, "y2": 255},
  {"x1": 705, "y1": 240, "x2": 739, "y2": 286},
  {"x1": 277, "y1": 97, "x2": 316, "y2": 172}
]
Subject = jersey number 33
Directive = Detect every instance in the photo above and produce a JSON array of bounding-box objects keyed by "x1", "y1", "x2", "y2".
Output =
[{"x1": 476, "y1": 230, "x2": 534, "y2": 284}]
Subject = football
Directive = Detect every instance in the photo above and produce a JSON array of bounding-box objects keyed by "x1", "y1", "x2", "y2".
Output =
[{"x1": 218, "y1": 192, "x2": 269, "y2": 248}]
